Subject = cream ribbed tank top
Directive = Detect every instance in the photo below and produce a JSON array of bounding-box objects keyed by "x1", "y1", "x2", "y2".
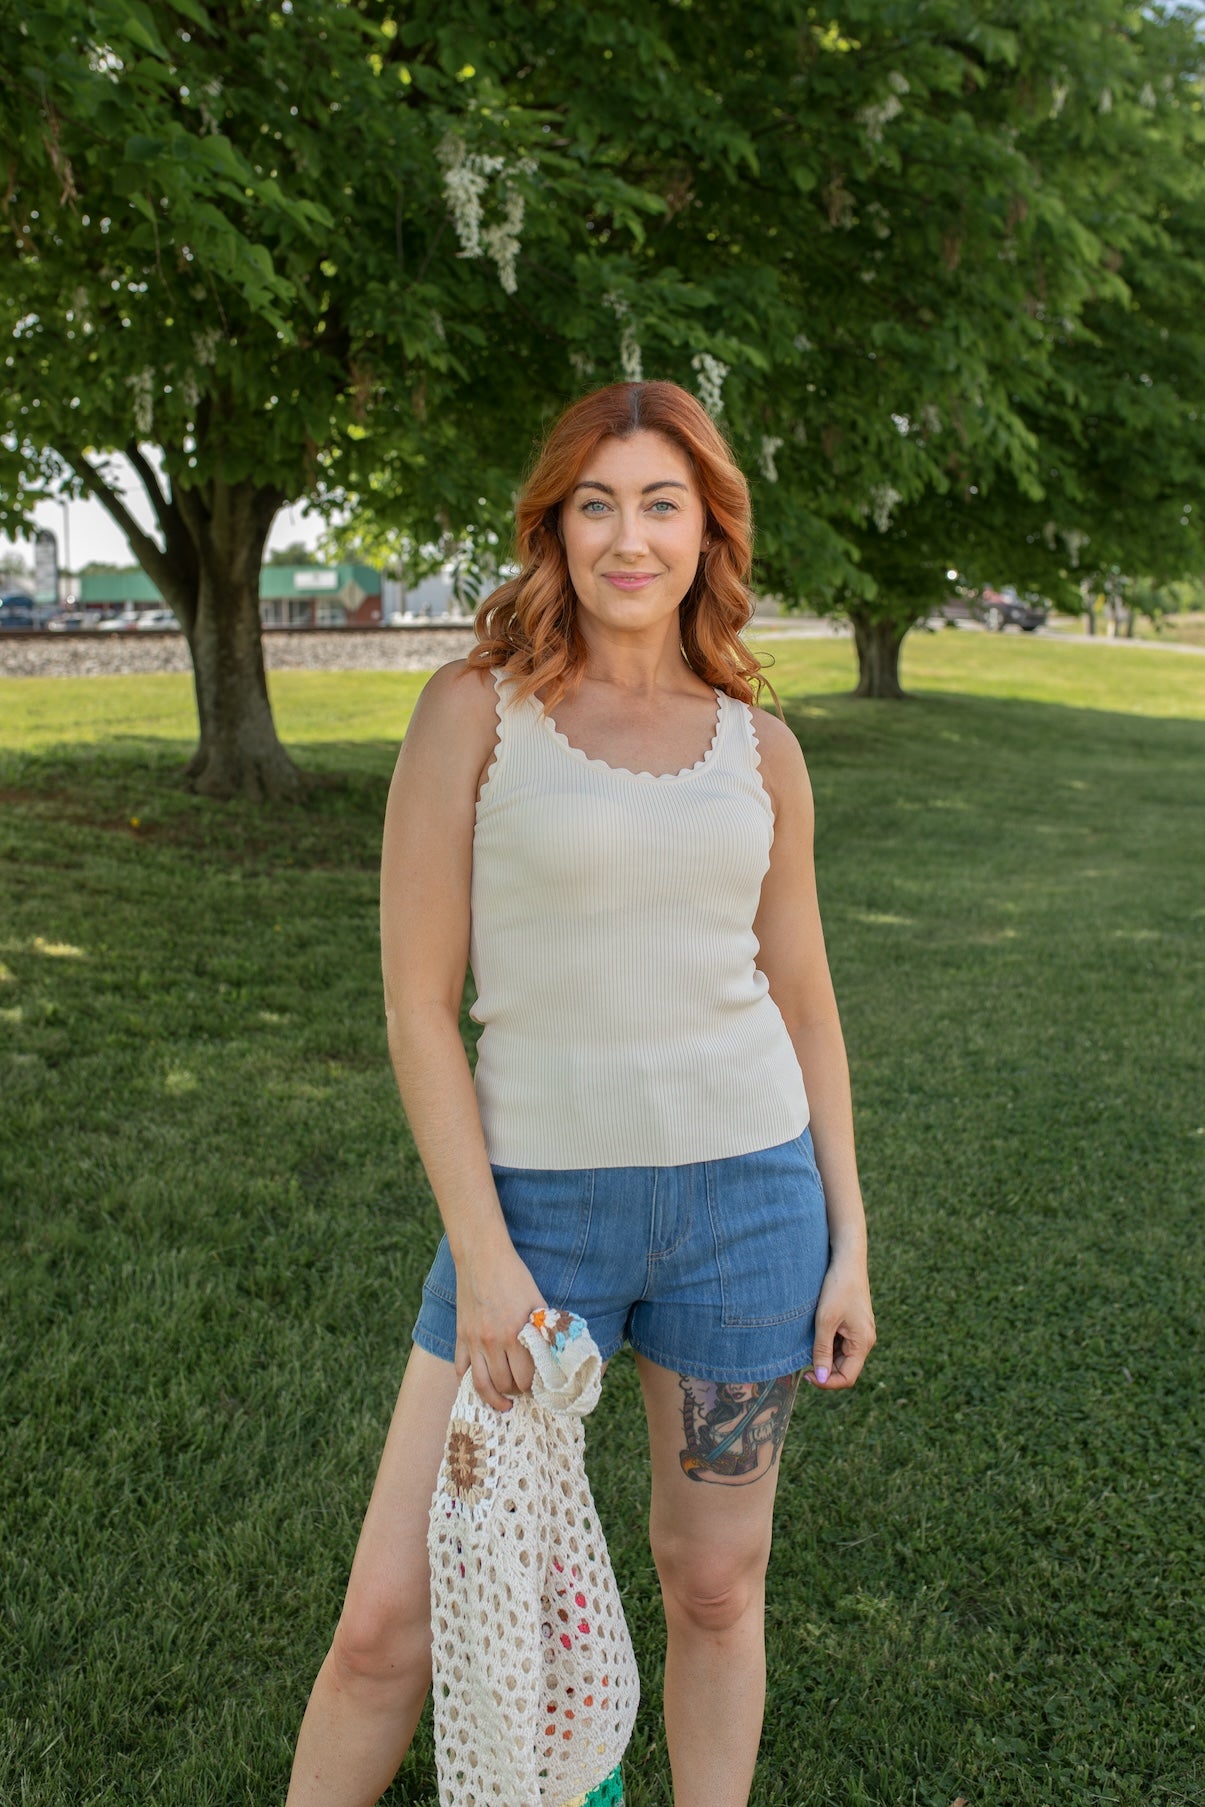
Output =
[{"x1": 469, "y1": 666, "x2": 809, "y2": 1169}]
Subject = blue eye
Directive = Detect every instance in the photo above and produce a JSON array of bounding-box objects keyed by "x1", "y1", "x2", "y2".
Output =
[
  {"x1": 649, "y1": 499, "x2": 677, "y2": 513},
  {"x1": 581, "y1": 499, "x2": 610, "y2": 514}
]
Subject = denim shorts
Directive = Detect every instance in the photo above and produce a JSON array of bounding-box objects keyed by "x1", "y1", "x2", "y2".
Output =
[{"x1": 411, "y1": 1128, "x2": 831, "y2": 1383}]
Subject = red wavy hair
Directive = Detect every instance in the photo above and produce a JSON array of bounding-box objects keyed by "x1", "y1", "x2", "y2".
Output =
[{"x1": 465, "y1": 381, "x2": 779, "y2": 713}]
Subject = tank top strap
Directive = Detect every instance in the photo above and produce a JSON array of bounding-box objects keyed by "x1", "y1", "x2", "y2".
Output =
[{"x1": 718, "y1": 687, "x2": 765, "y2": 771}]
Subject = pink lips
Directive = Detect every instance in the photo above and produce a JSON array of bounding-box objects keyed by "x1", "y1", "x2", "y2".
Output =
[{"x1": 603, "y1": 572, "x2": 657, "y2": 590}]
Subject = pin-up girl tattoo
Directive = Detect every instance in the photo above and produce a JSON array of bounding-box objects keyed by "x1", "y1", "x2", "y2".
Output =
[{"x1": 677, "y1": 1372, "x2": 802, "y2": 1485}]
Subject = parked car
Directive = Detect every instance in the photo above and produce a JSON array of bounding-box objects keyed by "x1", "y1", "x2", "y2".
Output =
[
  {"x1": 134, "y1": 608, "x2": 181, "y2": 631},
  {"x1": 938, "y1": 585, "x2": 1048, "y2": 633},
  {"x1": 97, "y1": 611, "x2": 140, "y2": 631},
  {"x1": 47, "y1": 610, "x2": 89, "y2": 632},
  {"x1": 0, "y1": 591, "x2": 38, "y2": 630}
]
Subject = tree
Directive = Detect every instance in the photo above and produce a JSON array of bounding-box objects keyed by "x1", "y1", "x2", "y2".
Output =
[
  {"x1": 1, "y1": 0, "x2": 761, "y2": 796},
  {"x1": 336, "y1": 0, "x2": 1205, "y2": 698},
  {"x1": 621, "y1": 0, "x2": 1205, "y2": 694},
  {"x1": 263, "y1": 539, "x2": 321, "y2": 568},
  {"x1": 5, "y1": 0, "x2": 1203, "y2": 772}
]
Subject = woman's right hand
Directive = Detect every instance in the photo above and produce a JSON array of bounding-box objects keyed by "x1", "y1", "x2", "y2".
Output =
[{"x1": 453, "y1": 1241, "x2": 546, "y2": 1411}]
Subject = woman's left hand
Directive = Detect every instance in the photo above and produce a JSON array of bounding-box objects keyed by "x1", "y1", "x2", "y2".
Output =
[{"x1": 806, "y1": 1249, "x2": 876, "y2": 1390}]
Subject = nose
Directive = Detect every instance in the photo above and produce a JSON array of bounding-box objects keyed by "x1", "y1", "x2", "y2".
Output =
[{"x1": 611, "y1": 506, "x2": 650, "y2": 560}]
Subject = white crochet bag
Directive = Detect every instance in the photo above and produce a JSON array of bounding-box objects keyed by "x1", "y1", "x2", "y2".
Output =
[{"x1": 428, "y1": 1309, "x2": 639, "y2": 1807}]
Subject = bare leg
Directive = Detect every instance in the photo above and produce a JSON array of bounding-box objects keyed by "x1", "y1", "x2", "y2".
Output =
[
  {"x1": 286, "y1": 1344, "x2": 462, "y2": 1807},
  {"x1": 635, "y1": 1356, "x2": 802, "y2": 1807}
]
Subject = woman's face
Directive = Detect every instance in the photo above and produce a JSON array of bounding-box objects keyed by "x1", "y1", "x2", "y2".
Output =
[{"x1": 560, "y1": 429, "x2": 707, "y2": 639}]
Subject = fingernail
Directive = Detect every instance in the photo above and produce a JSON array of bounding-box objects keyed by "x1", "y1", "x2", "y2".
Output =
[{"x1": 815, "y1": 1366, "x2": 829, "y2": 1384}]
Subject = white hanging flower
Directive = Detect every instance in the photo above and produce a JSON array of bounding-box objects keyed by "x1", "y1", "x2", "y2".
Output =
[
  {"x1": 605, "y1": 292, "x2": 643, "y2": 381},
  {"x1": 193, "y1": 327, "x2": 221, "y2": 367},
  {"x1": 481, "y1": 180, "x2": 525, "y2": 294},
  {"x1": 758, "y1": 436, "x2": 784, "y2": 484},
  {"x1": 127, "y1": 368, "x2": 154, "y2": 437},
  {"x1": 180, "y1": 368, "x2": 200, "y2": 412},
  {"x1": 887, "y1": 70, "x2": 910, "y2": 95},
  {"x1": 792, "y1": 331, "x2": 813, "y2": 353},
  {"x1": 870, "y1": 484, "x2": 902, "y2": 533},
  {"x1": 1098, "y1": 87, "x2": 1113, "y2": 114},
  {"x1": 437, "y1": 133, "x2": 504, "y2": 260},
  {"x1": 691, "y1": 352, "x2": 729, "y2": 418},
  {"x1": 438, "y1": 136, "x2": 534, "y2": 292},
  {"x1": 1061, "y1": 527, "x2": 1090, "y2": 568},
  {"x1": 197, "y1": 79, "x2": 223, "y2": 134},
  {"x1": 1050, "y1": 81, "x2": 1070, "y2": 118},
  {"x1": 857, "y1": 93, "x2": 902, "y2": 145},
  {"x1": 791, "y1": 420, "x2": 808, "y2": 445},
  {"x1": 1139, "y1": 82, "x2": 1157, "y2": 109},
  {"x1": 569, "y1": 349, "x2": 596, "y2": 383}
]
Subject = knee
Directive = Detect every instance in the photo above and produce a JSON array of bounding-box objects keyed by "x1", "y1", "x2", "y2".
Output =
[
  {"x1": 651, "y1": 1532, "x2": 770, "y2": 1636},
  {"x1": 330, "y1": 1595, "x2": 431, "y2": 1693}
]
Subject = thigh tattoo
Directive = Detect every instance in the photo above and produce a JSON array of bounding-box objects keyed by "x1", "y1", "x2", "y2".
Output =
[{"x1": 677, "y1": 1371, "x2": 802, "y2": 1486}]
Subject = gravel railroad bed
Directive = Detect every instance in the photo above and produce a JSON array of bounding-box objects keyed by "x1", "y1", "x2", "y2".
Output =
[{"x1": 0, "y1": 625, "x2": 477, "y2": 679}]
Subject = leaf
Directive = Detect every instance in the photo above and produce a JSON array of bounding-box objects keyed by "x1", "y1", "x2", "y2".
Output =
[{"x1": 166, "y1": 0, "x2": 213, "y2": 27}]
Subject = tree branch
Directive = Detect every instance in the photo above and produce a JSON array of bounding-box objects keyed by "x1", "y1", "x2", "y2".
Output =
[
  {"x1": 53, "y1": 443, "x2": 179, "y2": 600},
  {"x1": 125, "y1": 442, "x2": 207, "y2": 605},
  {"x1": 124, "y1": 440, "x2": 169, "y2": 527}
]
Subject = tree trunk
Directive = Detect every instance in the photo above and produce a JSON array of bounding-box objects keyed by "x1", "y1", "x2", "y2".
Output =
[
  {"x1": 59, "y1": 436, "x2": 299, "y2": 803},
  {"x1": 849, "y1": 609, "x2": 908, "y2": 699},
  {"x1": 183, "y1": 483, "x2": 300, "y2": 802}
]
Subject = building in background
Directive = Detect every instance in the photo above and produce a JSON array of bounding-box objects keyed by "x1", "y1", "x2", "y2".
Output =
[{"x1": 78, "y1": 565, "x2": 382, "y2": 626}]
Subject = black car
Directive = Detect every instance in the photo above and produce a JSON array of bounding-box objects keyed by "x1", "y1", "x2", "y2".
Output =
[
  {"x1": 939, "y1": 586, "x2": 1048, "y2": 633},
  {"x1": 0, "y1": 591, "x2": 39, "y2": 630}
]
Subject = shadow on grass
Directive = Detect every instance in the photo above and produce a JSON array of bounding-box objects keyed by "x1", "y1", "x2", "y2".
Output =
[{"x1": 2, "y1": 685, "x2": 1202, "y2": 1806}]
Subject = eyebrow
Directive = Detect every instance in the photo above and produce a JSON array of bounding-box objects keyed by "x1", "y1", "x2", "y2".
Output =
[{"x1": 572, "y1": 479, "x2": 690, "y2": 496}]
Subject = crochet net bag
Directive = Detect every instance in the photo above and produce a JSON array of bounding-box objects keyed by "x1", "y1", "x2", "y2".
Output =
[{"x1": 428, "y1": 1310, "x2": 639, "y2": 1807}]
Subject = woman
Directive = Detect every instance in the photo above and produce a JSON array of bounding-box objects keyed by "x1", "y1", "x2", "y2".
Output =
[{"x1": 286, "y1": 380, "x2": 875, "y2": 1807}]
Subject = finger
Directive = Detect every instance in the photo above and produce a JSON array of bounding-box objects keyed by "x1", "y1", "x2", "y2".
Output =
[
  {"x1": 808, "y1": 1321, "x2": 837, "y2": 1387},
  {"x1": 825, "y1": 1331, "x2": 873, "y2": 1390},
  {"x1": 470, "y1": 1350, "x2": 513, "y2": 1412},
  {"x1": 507, "y1": 1341, "x2": 536, "y2": 1394},
  {"x1": 822, "y1": 1353, "x2": 864, "y2": 1389}
]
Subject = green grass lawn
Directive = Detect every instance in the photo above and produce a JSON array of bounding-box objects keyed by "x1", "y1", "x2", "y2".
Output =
[{"x1": 2, "y1": 635, "x2": 1202, "y2": 1807}]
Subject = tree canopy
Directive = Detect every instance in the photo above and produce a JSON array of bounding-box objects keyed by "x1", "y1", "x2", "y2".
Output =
[{"x1": 2, "y1": 0, "x2": 1203, "y2": 793}]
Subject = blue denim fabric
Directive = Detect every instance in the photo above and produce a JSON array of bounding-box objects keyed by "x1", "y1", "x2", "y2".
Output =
[{"x1": 411, "y1": 1129, "x2": 831, "y2": 1383}]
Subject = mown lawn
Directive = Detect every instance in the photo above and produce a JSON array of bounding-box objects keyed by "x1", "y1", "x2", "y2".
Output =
[{"x1": 1, "y1": 634, "x2": 1201, "y2": 1807}]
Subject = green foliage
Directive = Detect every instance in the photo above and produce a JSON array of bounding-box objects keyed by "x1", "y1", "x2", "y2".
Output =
[
  {"x1": 2, "y1": 0, "x2": 1204, "y2": 669},
  {"x1": 262, "y1": 538, "x2": 322, "y2": 568}
]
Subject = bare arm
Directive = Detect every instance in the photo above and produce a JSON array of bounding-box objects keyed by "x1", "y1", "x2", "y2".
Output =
[
  {"x1": 751, "y1": 709, "x2": 876, "y2": 1390},
  {"x1": 380, "y1": 660, "x2": 542, "y2": 1408}
]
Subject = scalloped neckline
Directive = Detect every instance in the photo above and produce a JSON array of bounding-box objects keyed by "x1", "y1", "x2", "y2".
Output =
[{"x1": 539, "y1": 687, "x2": 725, "y2": 781}]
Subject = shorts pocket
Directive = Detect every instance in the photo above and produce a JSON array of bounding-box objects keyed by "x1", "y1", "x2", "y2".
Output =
[
  {"x1": 421, "y1": 1233, "x2": 458, "y2": 1305},
  {"x1": 488, "y1": 1164, "x2": 596, "y2": 1310},
  {"x1": 706, "y1": 1132, "x2": 830, "y2": 1329}
]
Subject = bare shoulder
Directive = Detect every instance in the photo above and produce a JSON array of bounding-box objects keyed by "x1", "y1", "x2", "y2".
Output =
[
  {"x1": 749, "y1": 702, "x2": 813, "y2": 817},
  {"x1": 404, "y1": 659, "x2": 501, "y2": 762},
  {"x1": 411, "y1": 657, "x2": 499, "y2": 726}
]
